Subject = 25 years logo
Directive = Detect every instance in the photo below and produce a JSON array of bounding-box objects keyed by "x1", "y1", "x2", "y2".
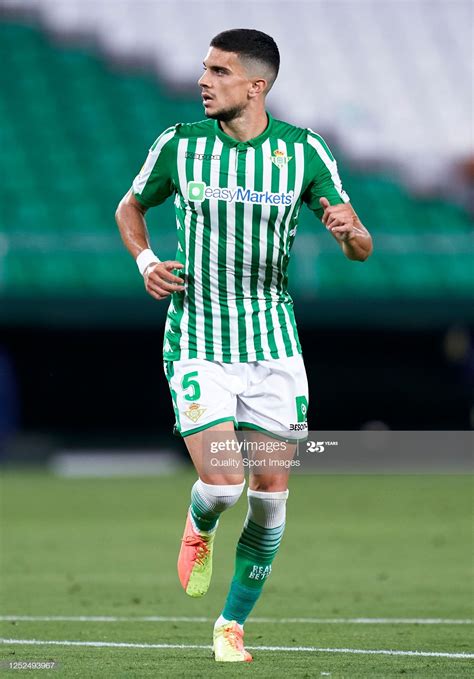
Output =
[{"x1": 306, "y1": 440, "x2": 339, "y2": 453}]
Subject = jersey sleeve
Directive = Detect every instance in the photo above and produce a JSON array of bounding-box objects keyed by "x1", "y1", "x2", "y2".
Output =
[
  {"x1": 302, "y1": 130, "x2": 350, "y2": 220},
  {"x1": 132, "y1": 126, "x2": 177, "y2": 208}
]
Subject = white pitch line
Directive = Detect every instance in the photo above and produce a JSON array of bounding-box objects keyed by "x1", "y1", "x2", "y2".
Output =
[
  {"x1": 0, "y1": 638, "x2": 473, "y2": 659},
  {"x1": 0, "y1": 616, "x2": 472, "y2": 625}
]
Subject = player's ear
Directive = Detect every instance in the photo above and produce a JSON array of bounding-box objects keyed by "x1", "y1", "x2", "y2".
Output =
[{"x1": 248, "y1": 78, "x2": 267, "y2": 98}]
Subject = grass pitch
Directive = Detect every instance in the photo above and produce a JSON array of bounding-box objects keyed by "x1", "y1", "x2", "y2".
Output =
[{"x1": 0, "y1": 470, "x2": 472, "y2": 677}]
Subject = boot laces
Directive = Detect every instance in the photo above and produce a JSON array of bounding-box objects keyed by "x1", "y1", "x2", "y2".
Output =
[
  {"x1": 183, "y1": 534, "x2": 210, "y2": 566},
  {"x1": 223, "y1": 624, "x2": 244, "y2": 651}
]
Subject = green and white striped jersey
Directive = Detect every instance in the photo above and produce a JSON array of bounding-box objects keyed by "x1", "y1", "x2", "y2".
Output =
[{"x1": 132, "y1": 113, "x2": 349, "y2": 363}]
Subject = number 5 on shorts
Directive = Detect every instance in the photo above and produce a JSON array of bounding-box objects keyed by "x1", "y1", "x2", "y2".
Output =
[{"x1": 182, "y1": 371, "x2": 201, "y2": 401}]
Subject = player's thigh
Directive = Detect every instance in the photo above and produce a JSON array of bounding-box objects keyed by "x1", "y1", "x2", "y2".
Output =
[
  {"x1": 244, "y1": 429, "x2": 296, "y2": 492},
  {"x1": 164, "y1": 359, "x2": 244, "y2": 485},
  {"x1": 184, "y1": 420, "x2": 244, "y2": 485}
]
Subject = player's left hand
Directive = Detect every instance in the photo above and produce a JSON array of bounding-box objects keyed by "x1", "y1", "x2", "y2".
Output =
[{"x1": 319, "y1": 197, "x2": 366, "y2": 242}]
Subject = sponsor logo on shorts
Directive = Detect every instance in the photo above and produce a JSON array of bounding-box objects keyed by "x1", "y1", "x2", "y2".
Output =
[
  {"x1": 295, "y1": 395, "x2": 308, "y2": 423},
  {"x1": 290, "y1": 395, "x2": 309, "y2": 431},
  {"x1": 290, "y1": 423, "x2": 308, "y2": 431},
  {"x1": 187, "y1": 180, "x2": 294, "y2": 206},
  {"x1": 184, "y1": 402, "x2": 206, "y2": 423}
]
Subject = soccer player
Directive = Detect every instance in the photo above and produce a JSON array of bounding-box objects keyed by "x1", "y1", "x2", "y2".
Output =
[{"x1": 115, "y1": 28, "x2": 373, "y2": 662}]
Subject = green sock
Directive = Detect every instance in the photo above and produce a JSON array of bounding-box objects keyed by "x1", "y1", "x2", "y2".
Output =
[{"x1": 222, "y1": 519, "x2": 285, "y2": 624}]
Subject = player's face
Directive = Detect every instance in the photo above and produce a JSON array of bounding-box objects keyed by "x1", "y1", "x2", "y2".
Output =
[{"x1": 198, "y1": 47, "x2": 252, "y2": 122}]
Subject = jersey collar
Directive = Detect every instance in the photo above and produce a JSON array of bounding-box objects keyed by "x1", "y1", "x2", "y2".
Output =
[{"x1": 214, "y1": 112, "x2": 273, "y2": 149}]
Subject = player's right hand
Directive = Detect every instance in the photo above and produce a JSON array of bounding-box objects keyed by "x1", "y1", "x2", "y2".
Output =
[{"x1": 143, "y1": 260, "x2": 185, "y2": 300}]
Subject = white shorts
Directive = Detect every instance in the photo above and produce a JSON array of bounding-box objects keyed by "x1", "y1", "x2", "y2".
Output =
[{"x1": 164, "y1": 354, "x2": 309, "y2": 441}]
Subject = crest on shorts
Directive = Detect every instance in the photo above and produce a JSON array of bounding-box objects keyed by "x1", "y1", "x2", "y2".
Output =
[
  {"x1": 184, "y1": 403, "x2": 206, "y2": 423},
  {"x1": 271, "y1": 149, "x2": 292, "y2": 169}
]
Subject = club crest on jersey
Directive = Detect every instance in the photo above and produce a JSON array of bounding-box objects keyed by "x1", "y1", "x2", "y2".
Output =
[
  {"x1": 184, "y1": 403, "x2": 206, "y2": 423},
  {"x1": 271, "y1": 149, "x2": 292, "y2": 169}
]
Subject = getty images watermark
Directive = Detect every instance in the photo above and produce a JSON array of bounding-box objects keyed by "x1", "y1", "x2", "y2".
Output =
[
  {"x1": 202, "y1": 431, "x2": 339, "y2": 475},
  {"x1": 201, "y1": 430, "x2": 473, "y2": 474}
]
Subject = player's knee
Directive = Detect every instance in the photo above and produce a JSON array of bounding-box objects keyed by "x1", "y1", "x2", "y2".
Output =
[
  {"x1": 197, "y1": 478, "x2": 245, "y2": 513},
  {"x1": 199, "y1": 472, "x2": 245, "y2": 487},
  {"x1": 247, "y1": 488, "x2": 289, "y2": 528},
  {"x1": 249, "y1": 477, "x2": 288, "y2": 493}
]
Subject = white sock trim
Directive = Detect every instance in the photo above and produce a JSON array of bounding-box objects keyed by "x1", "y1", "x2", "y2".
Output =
[
  {"x1": 247, "y1": 488, "x2": 289, "y2": 528},
  {"x1": 247, "y1": 488, "x2": 289, "y2": 500},
  {"x1": 199, "y1": 479, "x2": 246, "y2": 497}
]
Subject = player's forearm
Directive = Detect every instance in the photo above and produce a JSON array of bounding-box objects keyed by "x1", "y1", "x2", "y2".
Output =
[
  {"x1": 341, "y1": 231, "x2": 373, "y2": 261},
  {"x1": 115, "y1": 194, "x2": 151, "y2": 259}
]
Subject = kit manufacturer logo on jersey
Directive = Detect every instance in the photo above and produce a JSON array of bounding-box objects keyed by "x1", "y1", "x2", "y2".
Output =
[
  {"x1": 270, "y1": 149, "x2": 293, "y2": 169},
  {"x1": 187, "y1": 181, "x2": 294, "y2": 206},
  {"x1": 184, "y1": 402, "x2": 206, "y2": 423},
  {"x1": 185, "y1": 151, "x2": 221, "y2": 161}
]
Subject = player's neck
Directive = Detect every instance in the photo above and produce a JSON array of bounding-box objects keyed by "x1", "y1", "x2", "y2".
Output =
[{"x1": 219, "y1": 107, "x2": 268, "y2": 143}]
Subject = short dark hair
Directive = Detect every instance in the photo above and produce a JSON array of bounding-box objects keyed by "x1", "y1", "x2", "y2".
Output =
[{"x1": 210, "y1": 28, "x2": 280, "y2": 89}]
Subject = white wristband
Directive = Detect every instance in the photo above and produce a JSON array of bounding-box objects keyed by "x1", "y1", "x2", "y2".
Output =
[{"x1": 136, "y1": 248, "x2": 160, "y2": 275}]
